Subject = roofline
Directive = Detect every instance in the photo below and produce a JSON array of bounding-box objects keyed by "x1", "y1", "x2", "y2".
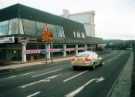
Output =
[
  {"x1": 69, "y1": 10, "x2": 95, "y2": 16},
  {"x1": 0, "y1": 3, "x2": 83, "y2": 25}
]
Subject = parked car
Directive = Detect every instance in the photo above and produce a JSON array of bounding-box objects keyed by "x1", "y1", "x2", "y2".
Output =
[{"x1": 71, "y1": 51, "x2": 103, "y2": 70}]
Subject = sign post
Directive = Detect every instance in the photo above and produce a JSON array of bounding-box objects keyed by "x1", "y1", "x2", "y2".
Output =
[{"x1": 41, "y1": 24, "x2": 54, "y2": 63}]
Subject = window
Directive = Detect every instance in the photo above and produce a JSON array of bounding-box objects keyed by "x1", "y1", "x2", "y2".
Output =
[
  {"x1": 20, "y1": 19, "x2": 65, "y2": 38},
  {"x1": 77, "y1": 32, "x2": 81, "y2": 38},
  {"x1": 22, "y1": 19, "x2": 36, "y2": 36},
  {"x1": 56, "y1": 25, "x2": 65, "y2": 38},
  {"x1": 81, "y1": 33, "x2": 85, "y2": 38},
  {"x1": 0, "y1": 21, "x2": 9, "y2": 36},
  {"x1": 48, "y1": 24, "x2": 65, "y2": 38},
  {"x1": 9, "y1": 19, "x2": 19, "y2": 34},
  {"x1": 36, "y1": 22, "x2": 44, "y2": 36},
  {"x1": 73, "y1": 32, "x2": 76, "y2": 38}
]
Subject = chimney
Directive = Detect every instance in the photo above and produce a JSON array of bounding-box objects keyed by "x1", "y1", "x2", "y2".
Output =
[{"x1": 62, "y1": 9, "x2": 70, "y2": 18}]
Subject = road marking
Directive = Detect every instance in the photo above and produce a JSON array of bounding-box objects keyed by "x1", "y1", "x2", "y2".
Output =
[
  {"x1": 0, "y1": 72, "x2": 34, "y2": 81},
  {"x1": 32, "y1": 68, "x2": 63, "y2": 78},
  {"x1": 26, "y1": 91, "x2": 40, "y2": 97},
  {"x1": 20, "y1": 74, "x2": 60, "y2": 88},
  {"x1": 106, "y1": 52, "x2": 130, "y2": 97},
  {"x1": 63, "y1": 71, "x2": 88, "y2": 83},
  {"x1": 0, "y1": 75, "x2": 16, "y2": 81},
  {"x1": 7, "y1": 75, "x2": 16, "y2": 79},
  {"x1": 65, "y1": 76, "x2": 105, "y2": 97},
  {"x1": 96, "y1": 76, "x2": 104, "y2": 83},
  {"x1": 105, "y1": 53, "x2": 122, "y2": 63},
  {"x1": 65, "y1": 79, "x2": 95, "y2": 97},
  {"x1": 22, "y1": 72, "x2": 33, "y2": 76}
]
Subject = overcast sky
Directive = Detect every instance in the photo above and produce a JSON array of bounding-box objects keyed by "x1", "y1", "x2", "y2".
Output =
[{"x1": 0, "y1": 0, "x2": 135, "y2": 40}]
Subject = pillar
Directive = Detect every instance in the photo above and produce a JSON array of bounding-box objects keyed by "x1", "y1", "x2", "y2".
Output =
[
  {"x1": 46, "y1": 44, "x2": 51, "y2": 59},
  {"x1": 22, "y1": 42, "x2": 27, "y2": 63},
  {"x1": 63, "y1": 44, "x2": 67, "y2": 57},
  {"x1": 75, "y1": 44, "x2": 78, "y2": 55},
  {"x1": 85, "y1": 44, "x2": 88, "y2": 51}
]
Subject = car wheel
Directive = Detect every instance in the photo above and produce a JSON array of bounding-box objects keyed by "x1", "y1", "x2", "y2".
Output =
[
  {"x1": 73, "y1": 66, "x2": 77, "y2": 70},
  {"x1": 99, "y1": 61, "x2": 104, "y2": 66}
]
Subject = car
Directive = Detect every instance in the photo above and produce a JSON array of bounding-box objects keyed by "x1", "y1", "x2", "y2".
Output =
[{"x1": 70, "y1": 51, "x2": 103, "y2": 70}]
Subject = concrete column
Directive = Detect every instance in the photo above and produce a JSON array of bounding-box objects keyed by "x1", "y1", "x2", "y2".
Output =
[
  {"x1": 85, "y1": 44, "x2": 88, "y2": 51},
  {"x1": 22, "y1": 42, "x2": 27, "y2": 63},
  {"x1": 46, "y1": 44, "x2": 51, "y2": 59},
  {"x1": 63, "y1": 44, "x2": 67, "y2": 57},
  {"x1": 75, "y1": 44, "x2": 78, "y2": 55}
]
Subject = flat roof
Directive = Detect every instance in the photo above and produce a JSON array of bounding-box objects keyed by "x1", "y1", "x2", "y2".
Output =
[{"x1": 0, "y1": 4, "x2": 85, "y2": 32}]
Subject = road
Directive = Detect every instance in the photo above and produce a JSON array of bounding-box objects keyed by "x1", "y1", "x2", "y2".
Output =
[{"x1": 0, "y1": 50, "x2": 131, "y2": 97}]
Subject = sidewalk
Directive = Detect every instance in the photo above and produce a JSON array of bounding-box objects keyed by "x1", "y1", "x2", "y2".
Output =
[
  {"x1": 109, "y1": 52, "x2": 133, "y2": 97},
  {"x1": 0, "y1": 56, "x2": 73, "y2": 71},
  {"x1": 0, "y1": 51, "x2": 109, "y2": 71}
]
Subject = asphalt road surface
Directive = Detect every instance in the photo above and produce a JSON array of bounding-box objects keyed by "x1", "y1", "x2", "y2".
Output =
[{"x1": 0, "y1": 50, "x2": 131, "y2": 97}]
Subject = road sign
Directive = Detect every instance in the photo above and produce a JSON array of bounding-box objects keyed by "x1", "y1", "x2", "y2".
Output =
[
  {"x1": 41, "y1": 31, "x2": 53, "y2": 43},
  {"x1": 41, "y1": 24, "x2": 53, "y2": 43}
]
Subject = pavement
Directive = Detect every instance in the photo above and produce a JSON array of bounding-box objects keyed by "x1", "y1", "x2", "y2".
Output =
[
  {"x1": 109, "y1": 52, "x2": 133, "y2": 97},
  {"x1": 0, "y1": 56, "x2": 74, "y2": 71},
  {"x1": 131, "y1": 47, "x2": 135, "y2": 97},
  {"x1": 0, "y1": 50, "x2": 132, "y2": 97},
  {"x1": 0, "y1": 50, "x2": 112, "y2": 71}
]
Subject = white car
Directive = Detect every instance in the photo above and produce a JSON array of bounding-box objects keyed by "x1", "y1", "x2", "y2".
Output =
[{"x1": 71, "y1": 51, "x2": 103, "y2": 70}]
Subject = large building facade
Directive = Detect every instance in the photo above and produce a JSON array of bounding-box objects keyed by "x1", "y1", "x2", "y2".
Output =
[
  {"x1": 62, "y1": 10, "x2": 95, "y2": 37},
  {"x1": 0, "y1": 4, "x2": 102, "y2": 64}
]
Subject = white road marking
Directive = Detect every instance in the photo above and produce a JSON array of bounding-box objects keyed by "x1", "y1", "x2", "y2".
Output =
[
  {"x1": 0, "y1": 75, "x2": 16, "y2": 81},
  {"x1": 26, "y1": 91, "x2": 40, "y2": 97},
  {"x1": 22, "y1": 72, "x2": 33, "y2": 76},
  {"x1": 105, "y1": 53, "x2": 122, "y2": 63},
  {"x1": 32, "y1": 68, "x2": 63, "y2": 78},
  {"x1": 7, "y1": 75, "x2": 16, "y2": 79},
  {"x1": 20, "y1": 74, "x2": 60, "y2": 88},
  {"x1": 63, "y1": 71, "x2": 88, "y2": 83},
  {"x1": 65, "y1": 76, "x2": 105, "y2": 97},
  {"x1": 96, "y1": 76, "x2": 105, "y2": 83},
  {"x1": 65, "y1": 79, "x2": 95, "y2": 97}
]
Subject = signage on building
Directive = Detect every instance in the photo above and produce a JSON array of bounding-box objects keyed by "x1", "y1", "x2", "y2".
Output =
[
  {"x1": 26, "y1": 48, "x2": 63, "y2": 54},
  {"x1": 26, "y1": 49, "x2": 41, "y2": 54},
  {"x1": 26, "y1": 47, "x2": 86, "y2": 54},
  {"x1": 48, "y1": 48, "x2": 62, "y2": 52},
  {"x1": 78, "y1": 48, "x2": 85, "y2": 50},
  {"x1": 0, "y1": 37, "x2": 15, "y2": 43},
  {"x1": 66, "y1": 48, "x2": 75, "y2": 51}
]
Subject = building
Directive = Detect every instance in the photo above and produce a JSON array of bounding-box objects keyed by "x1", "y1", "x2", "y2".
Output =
[
  {"x1": 62, "y1": 9, "x2": 95, "y2": 37},
  {"x1": 0, "y1": 4, "x2": 102, "y2": 64}
]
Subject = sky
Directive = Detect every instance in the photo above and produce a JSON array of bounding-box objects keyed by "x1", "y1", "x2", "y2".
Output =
[{"x1": 0, "y1": 0, "x2": 135, "y2": 40}]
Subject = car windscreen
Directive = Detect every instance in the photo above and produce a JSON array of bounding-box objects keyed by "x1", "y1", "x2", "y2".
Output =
[{"x1": 77, "y1": 51, "x2": 98, "y2": 57}]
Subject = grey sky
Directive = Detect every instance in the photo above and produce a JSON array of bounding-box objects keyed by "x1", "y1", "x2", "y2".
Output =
[{"x1": 0, "y1": 0, "x2": 135, "y2": 40}]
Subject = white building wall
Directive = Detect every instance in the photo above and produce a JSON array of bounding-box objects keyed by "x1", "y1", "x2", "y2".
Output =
[{"x1": 62, "y1": 10, "x2": 95, "y2": 37}]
